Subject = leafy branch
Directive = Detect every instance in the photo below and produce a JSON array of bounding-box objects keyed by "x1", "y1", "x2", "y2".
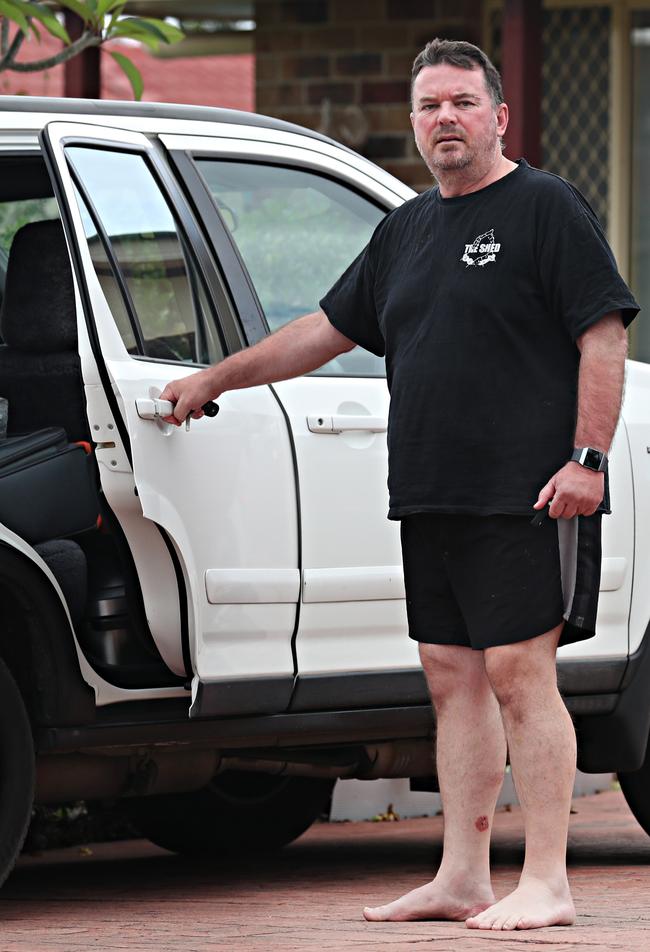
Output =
[{"x1": 0, "y1": 0, "x2": 184, "y2": 99}]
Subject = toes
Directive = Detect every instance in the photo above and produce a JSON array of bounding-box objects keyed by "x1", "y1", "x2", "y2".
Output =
[
  {"x1": 503, "y1": 914, "x2": 521, "y2": 931},
  {"x1": 363, "y1": 903, "x2": 402, "y2": 922},
  {"x1": 466, "y1": 912, "x2": 497, "y2": 930},
  {"x1": 363, "y1": 906, "x2": 384, "y2": 921}
]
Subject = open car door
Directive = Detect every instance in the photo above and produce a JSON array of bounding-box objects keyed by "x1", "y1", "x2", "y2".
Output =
[{"x1": 40, "y1": 121, "x2": 299, "y2": 717}]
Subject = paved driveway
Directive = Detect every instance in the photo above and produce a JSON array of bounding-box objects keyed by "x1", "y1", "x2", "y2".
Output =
[{"x1": 1, "y1": 789, "x2": 649, "y2": 951}]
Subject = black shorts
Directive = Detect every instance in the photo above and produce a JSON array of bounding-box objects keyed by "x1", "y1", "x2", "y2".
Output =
[{"x1": 400, "y1": 512, "x2": 602, "y2": 650}]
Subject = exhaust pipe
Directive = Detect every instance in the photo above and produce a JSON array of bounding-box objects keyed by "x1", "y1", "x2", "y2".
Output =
[
  {"x1": 216, "y1": 739, "x2": 435, "y2": 781},
  {"x1": 35, "y1": 740, "x2": 436, "y2": 803}
]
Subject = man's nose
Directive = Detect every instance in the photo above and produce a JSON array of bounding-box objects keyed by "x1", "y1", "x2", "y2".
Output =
[{"x1": 437, "y1": 101, "x2": 458, "y2": 123}]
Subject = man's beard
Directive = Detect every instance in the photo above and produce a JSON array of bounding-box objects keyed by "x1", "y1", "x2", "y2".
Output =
[
  {"x1": 427, "y1": 146, "x2": 473, "y2": 172},
  {"x1": 416, "y1": 119, "x2": 498, "y2": 177}
]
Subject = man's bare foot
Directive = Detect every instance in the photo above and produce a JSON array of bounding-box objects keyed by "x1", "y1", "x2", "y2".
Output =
[
  {"x1": 465, "y1": 877, "x2": 576, "y2": 930},
  {"x1": 363, "y1": 877, "x2": 495, "y2": 922}
]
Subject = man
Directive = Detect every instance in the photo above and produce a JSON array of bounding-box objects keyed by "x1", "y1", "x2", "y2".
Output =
[{"x1": 161, "y1": 40, "x2": 638, "y2": 931}]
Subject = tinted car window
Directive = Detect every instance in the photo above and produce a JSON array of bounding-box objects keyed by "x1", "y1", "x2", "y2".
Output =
[
  {"x1": 0, "y1": 197, "x2": 59, "y2": 304},
  {"x1": 196, "y1": 160, "x2": 386, "y2": 377},
  {"x1": 67, "y1": 148, "x2": 223, "y2": 365},
  {"x1": 74, "y1": 186, "x2": 138, "y2": 354}
]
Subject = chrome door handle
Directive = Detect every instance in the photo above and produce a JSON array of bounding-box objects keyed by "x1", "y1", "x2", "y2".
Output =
[{"x1": 307, "y1": 414, "x2": 387, "y2": 434}]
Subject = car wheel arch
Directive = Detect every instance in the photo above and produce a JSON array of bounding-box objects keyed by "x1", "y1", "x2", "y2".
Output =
[{"x1": 0, "y1": 540, "x2": 95, "y2": 728}]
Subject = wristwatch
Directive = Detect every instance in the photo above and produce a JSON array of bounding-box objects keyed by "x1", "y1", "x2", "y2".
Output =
[{"x1": 571, "y1": 447, "x2": 608, "y2": 473}]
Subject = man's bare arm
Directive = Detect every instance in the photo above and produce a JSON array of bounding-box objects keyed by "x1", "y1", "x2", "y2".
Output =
[
  {"x1": 160, "y1": 310, "x2": 355, "y2": 424},
  {"x1": 574, "y1": 312, "x2": 628, "y2": 452},
  {"x1": 534, "y1": 312, "x2": 628, "y2": 519}
]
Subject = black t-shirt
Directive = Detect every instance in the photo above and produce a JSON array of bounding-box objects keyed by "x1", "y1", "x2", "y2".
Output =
[{"x1": 320, "y1": 159, "x2": 639, "y2": 520}]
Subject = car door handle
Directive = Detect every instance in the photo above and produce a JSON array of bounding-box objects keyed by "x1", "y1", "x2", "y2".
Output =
[
  {"x1": 136, "y1": 397, "x2": 174, "y2": 420},
  {"x1": 136, "y1": 398, "x2": 220, "y2": 421},
  {"x1": 307, "y1": 414, "x2": 387, "y2": 433}
]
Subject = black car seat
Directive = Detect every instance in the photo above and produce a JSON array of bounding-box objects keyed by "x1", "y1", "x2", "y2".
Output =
[
  {"x1": 0, "y1": 220, "x2": 92, "y2": 634},
  {"x1": 0, "y1": 218, "x2": 180, "y2": 686},
  {"x1": 0, "y1": 219, "x2": 90, "y2": 441}
]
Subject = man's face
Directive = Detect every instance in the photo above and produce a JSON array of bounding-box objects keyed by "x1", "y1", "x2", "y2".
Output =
[{"x1": 410, "y1": 63, "x2": 508, "y2": 176}]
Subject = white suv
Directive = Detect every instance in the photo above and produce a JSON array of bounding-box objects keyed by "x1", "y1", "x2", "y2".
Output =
[{"x1": 0, "y1": 96, "x2": 648, "y2": 882}]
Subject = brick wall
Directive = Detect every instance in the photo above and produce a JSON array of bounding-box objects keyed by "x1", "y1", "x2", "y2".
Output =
[{"x1": 255, "y1": 0, "x2": 483, "y2": 191}]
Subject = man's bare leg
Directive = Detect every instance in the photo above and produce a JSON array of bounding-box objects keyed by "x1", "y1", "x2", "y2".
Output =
[
  {"x1": 364, "y1": 643, "x2": 506, "y2": 922},
  {"x1": 466, "y1": 624, "x2": 577, "y2": 931}
]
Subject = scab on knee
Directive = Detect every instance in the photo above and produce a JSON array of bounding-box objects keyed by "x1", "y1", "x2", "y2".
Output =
[{"x1": 474, "y1": 815, "x2": 489, "y2": 832}]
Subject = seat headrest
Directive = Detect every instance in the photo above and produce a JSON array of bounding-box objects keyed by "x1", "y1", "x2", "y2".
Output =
[{"x1": 1, "y1": 219, "x2": 77, "y2": 353}]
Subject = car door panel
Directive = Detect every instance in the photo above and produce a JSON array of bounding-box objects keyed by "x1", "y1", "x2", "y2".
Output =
[
  {"x1": 272, "y1": 375, "x2": 417, "y2": 675},
  {"x1": 165, "y1": 136, "x2": 420, "y2": 693},
  {"x1": 41, "y1": 121, "x2": 299, "y2": 713}
]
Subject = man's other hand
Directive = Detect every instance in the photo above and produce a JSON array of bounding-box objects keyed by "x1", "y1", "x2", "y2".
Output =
[
  {"x1": 159, "y1": 369, "x2": 218, "y2": 426},
  {"x1": 534, "y1": 462, "x2": 605, "y2": 519}
]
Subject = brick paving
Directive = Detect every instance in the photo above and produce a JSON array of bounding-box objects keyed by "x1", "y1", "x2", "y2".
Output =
[{"x1": 1, "y1": 788, "x2": 649, "y2": 951}]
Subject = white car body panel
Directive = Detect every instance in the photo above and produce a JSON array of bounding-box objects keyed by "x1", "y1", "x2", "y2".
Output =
[
  {"x1": 113, "y1": 363, "x2": 298, "y2": 682},
  {"x1": 71, "y1": 287, "x2": 186, "y2": 678},
  {"x1": 273, "y1": 375, "x2": 417, "y2": 674},
  {"x1": 0, "y1": 111, "x2": 413, "y2": 203},
  {"x1": 158, "y1": 132, "x2": 414, "y2": 204},
  {"x1": 620, "y1": 361, "x2": 650, "y2": 653}
]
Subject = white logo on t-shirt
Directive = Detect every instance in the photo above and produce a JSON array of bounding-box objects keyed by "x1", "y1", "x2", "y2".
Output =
[{"x1": 461, "y1": 228, "x2": 501, "y2": 267}]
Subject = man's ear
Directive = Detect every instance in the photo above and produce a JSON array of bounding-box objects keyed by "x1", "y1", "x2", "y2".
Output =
[
  {"x1": 409, "y1": 111, "x2": 415, "y2": 130},
  {"x1": 496, "y1": 102, "x2": 509, "y2": 137}
]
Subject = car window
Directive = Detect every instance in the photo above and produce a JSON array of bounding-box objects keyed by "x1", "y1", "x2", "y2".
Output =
[
  {"x1": 0, "y1": 197, "x2": 59, "y2": 303},
  {"x1": 66, "y1": 147, "x2": 223, "y2": 365},
  {"x1": 74, "y1": 186, "x2": 138, "y2": 354},
  {"x1": 195, "y1": 160, "x2": 387, "y2": 377}
]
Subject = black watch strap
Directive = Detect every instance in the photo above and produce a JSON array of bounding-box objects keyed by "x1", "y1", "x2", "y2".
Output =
[{"x1": 571, "y1": 446, "x2": 608, "y2": 473}]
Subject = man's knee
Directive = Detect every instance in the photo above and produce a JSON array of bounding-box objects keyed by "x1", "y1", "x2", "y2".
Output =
[
  {"x1": 419, "y1": 642, "x2": 488, "y2": 707},
  {"x1": 483, "y1": 625, "x2": 562, "y2": 711}
]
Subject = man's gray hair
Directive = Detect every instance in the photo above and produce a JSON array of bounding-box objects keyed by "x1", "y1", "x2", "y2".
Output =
[{"x1": 411, "y1": 38, "x2": 504, "y2": 108}]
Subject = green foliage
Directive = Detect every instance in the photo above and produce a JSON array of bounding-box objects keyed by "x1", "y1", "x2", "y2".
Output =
[
  {"x1": 0, "y1": 0, "x2": 184, "y2": 99},
  {"x1": 24, "y1": 801, "x2": 139, "y2": 853},
  {"x1": 0, "y1": 196, "x2": 59, "y2": 255},
  {"x1": 23, "y1": 3, "x2": 71, "y2": 43},
  {"x1": 0, "y1": 1, "x2": 31, "y2": 36},
  {"x1": 108, "y1": 49, "x2": 142, "y2": 99}
]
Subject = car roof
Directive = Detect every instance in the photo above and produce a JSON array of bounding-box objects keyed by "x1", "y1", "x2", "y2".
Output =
[{"x1": 0, "y1": 95, "x2": 355, "y2": 154}]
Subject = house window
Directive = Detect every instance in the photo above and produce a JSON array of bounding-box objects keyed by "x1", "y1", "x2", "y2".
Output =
[{"x1": 541, "y1": 6, "x2": 611, "y2": 229}]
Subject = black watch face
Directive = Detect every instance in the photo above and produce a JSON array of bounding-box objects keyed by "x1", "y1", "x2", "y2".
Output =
[{"x1": 583, "y1": 448, "x2": 603, "y2": 470}]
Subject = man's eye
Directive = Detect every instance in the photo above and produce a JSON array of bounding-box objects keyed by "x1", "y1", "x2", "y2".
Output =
[
  {"x1": 422, "y1": 103, "x2": 437, "y2": 110},
  {"x1": 458, "y1": 100, "x2": 474, "y2": 107}
]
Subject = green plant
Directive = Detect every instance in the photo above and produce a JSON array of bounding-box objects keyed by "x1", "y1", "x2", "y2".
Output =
[{"x1": 0, "y1": 1, "x2": 184, "y2": 99}]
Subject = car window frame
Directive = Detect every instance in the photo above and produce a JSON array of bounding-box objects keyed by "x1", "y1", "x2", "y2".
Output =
[{"x1": 62, "y1": 137, "x2": 244, "y2": 368}]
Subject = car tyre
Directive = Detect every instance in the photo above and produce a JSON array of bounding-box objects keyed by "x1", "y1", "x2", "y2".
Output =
[
  {"x1": 126, "y1": 771, "x2": 334, "y2": 855},
  {"x1": 0, "y1": 658, "x2": 35, "y2": 884},
  {"x1": 619, "y1": 746, "x2": 650, "y2": 837}
]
